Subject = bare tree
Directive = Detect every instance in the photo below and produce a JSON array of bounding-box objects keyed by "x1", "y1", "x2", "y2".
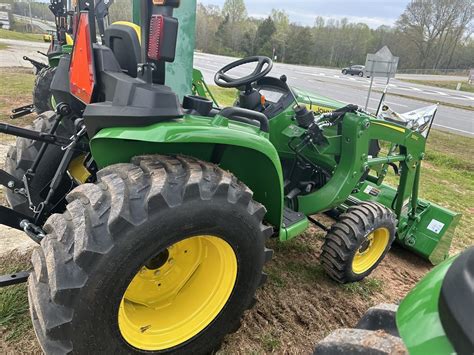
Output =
[{"x1": 396, "y1": 0, "x2": 474, "y2": 69}]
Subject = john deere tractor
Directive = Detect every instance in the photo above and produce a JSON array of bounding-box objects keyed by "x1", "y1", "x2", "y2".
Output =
[{"x1": 0, "y1": 0, "x2": 461, "y2": 353}]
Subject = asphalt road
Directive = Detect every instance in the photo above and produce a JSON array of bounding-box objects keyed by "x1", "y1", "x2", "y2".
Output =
[
  {"x1": 13, "y1": 14, "x2": 56, "y2": 32},
  {"x1": 194, "y1": 52, "x2": 473, "y2": 137},
  {"x1": 0, "y1": 40, "x2": 471, "y2": 136}
]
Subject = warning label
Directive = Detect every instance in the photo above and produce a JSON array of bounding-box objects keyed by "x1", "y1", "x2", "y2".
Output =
[
  {"x1": 364, "y1": 185, "x2": 380, "y2": 197},
  {"x1": 427, "y1": 219, "x2": 445, "y2": 234}
]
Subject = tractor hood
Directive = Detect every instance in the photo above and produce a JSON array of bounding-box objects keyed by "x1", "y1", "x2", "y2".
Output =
[{"x1": 293, "y1": 87, "x2": 344, "y2": 114}]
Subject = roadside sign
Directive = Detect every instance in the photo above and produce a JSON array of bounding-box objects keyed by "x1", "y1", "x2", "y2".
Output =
[
  {"x1": 364, "y1": 46, "x2": 399, "y2": 110},
  {"x1": 365, "y1": 46, "x2": 399, "y2": 79}
]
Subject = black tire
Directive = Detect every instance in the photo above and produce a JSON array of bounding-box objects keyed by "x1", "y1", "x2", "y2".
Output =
[
  {"x1": 358, "y1": 72, "x2": 364, "y2": 77},
  {"x1": 33, "y1": 66, "x2": 57, "y2": 114},
  {"x1": 4, "y1": 112, "x2": 75, "y2": 217},
  {"x1": 28, "y1": 155, "x2": 273, "y2": 354},
  {"x1": 342, "y1": 70, "x2": 347, "y2": 75},
  {"x1": 321, "y1": 202, "x2": 396, "y2": 284}
]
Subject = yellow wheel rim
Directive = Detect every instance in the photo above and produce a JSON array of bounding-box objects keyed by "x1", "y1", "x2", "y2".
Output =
[
  {"x1": 118, "y1": 235, "x2": 237, "y2": 351},
  {"x1": 352, "y1": 228, "x2": 389, "y2": 274}
]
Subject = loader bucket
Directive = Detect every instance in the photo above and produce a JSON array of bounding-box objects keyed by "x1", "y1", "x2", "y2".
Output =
[
  {"x1": 403, "y1": 202, "x2": 462, "y2": 265},
  {"x1": 352, "y1": 181, "x2": 462, "y2": 265}
]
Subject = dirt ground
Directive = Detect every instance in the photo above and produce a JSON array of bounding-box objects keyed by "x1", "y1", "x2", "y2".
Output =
[{"x1": 0, "y1": 218, "x2": 431, "y2": 354}]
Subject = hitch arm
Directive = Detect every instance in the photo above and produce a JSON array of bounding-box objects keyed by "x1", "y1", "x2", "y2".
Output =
[
  {"x1": 0, "y1": 123, "x2": 88, "y2": 151},
  {"x1": 23, "y1": 56, "x2": 47, "y2": 74}
]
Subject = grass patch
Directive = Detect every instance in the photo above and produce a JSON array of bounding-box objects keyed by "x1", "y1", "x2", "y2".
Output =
[
  {"x1": 0, "y1": 68, "x2": 36, "y2": 126},
  {"x1": 343, "y1": 278, "x2": 384, "y2": 300},
  {"x1": 0, "y1": 252, "x2": 32, "y2": 342},
  {"x1": 0, "y1": 43, "x2": 8, "y2": 51},
  {"x1": 286, "y1": 261, "x2": 325, "y2": 284},
  {"x1": 400, "y1": 79, "x2": 474, "y2": 94},
  {"x1": 0, "y1": 29, "x2": 44, "y2": 43},
  {"x1": 207, "y1": 86, "x2": 237, "y2": 107},
  {"x1": 260, "y1": 332, "x2": 281, "y2": 352}
]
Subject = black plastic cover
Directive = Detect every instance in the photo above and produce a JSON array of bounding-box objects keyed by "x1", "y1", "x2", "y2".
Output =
[
  {"x1": 50, "y1": 55, "x2": 86, "y2": 113},
  {"x1": 183, "y1": 95, "x2": 213, "y2": 116},
  {"x1": 83, "y1": 44, "x2": 183, "y2": 136},
  {"x1": 104, "y1": 23, "x2": 141, "y2": 77},
  {"x1": 439, "y1": 247, "x2": 474, "y2": 355}
]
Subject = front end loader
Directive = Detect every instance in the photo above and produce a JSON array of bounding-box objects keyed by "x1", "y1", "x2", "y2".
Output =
[{"x1": 0, "y1": 0, "x2": 462, "y2": 353}]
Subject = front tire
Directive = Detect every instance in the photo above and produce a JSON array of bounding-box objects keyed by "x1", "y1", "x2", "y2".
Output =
[
  {"x1": 342, "y1": 70, "x2": 347, "y2": 75},
  {"x1": 321, "y1": 202, "x2": 396, "y2": 283},
  {"x1": 28, "y1": 155, "x2": 273, "y2": 354}
]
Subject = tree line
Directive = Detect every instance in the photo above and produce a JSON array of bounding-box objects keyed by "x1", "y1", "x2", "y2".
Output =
[{"x1": 196, "y1": 0, "x2": 474, "y2": 70}]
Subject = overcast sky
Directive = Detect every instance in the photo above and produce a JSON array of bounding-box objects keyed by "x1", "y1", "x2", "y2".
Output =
[{"x1": 198, "y1": 0, "x2": 411, "y2": 28}]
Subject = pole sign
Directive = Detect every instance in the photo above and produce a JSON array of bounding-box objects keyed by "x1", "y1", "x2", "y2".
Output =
[{"x1": 364, "y1": 46, "x2": 399, "y2": 110}]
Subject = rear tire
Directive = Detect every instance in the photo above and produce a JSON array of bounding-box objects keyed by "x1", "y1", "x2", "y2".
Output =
[
  {"x1": 4, "y1": 112, "x2": 75, "y2": 217},
  {"x1": 33, "y1": 66, "x2": 57, "y2": 114},
  {"x1": 321, "y1": 202, "x2": 396, "y2": 283},
  {"x1": 28, "y1": 155, "x2": 273, "y2": 354}
]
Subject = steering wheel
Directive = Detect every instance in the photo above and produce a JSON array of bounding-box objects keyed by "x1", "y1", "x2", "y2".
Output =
[{"x1": 214, "y1": 56, "x2": 273, "y2": 89}]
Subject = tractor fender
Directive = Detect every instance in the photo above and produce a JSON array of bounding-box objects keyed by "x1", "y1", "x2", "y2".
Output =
[{"x1": 89, "y1": 117, "x2": 284, "y2": 232}]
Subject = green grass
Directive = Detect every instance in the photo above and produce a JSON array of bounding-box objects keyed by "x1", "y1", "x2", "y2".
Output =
[
  {"x1": 400, "y1": 79, "x2": 474, "y2": 94},
  {"x1": 261, "y1": 332, "x2": 281, "y2": 352},
  {"x1": 208, "y1": 86, "x2": 238, "y2": 107},
  {"x1": 0, "y1": 29, "x2": 44, "y2": 42},
  {"x1": 343, "y1": 278, "x2": 384, "y2": 300},
  {"x1": 0, "y1": 43, "x2": 8, "y2": 50},
  {"x1": 0, "y1": 68, "x2": 36, "y2": 125},
  {"x1": 0, "y1": 253, "x2": 32, "y2": 342}
]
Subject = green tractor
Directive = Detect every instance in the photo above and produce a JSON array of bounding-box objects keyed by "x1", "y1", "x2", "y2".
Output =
[{"x1": 0, "y1": 0, "x2": 462, "y2": 353}]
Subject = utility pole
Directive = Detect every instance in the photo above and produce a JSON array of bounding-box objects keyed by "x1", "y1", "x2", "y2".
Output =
[{"x1": 28, "y1": 0, "x2": 33, "y2": 32}]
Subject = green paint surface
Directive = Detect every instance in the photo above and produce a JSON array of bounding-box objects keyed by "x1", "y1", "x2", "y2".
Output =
[{"x1": 397, "y1": 256, "x2": 456, "y2": 354}]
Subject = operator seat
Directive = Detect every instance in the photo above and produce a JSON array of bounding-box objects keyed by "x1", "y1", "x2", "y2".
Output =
[{"x1": 104, "y1": 22, "x2": 141, "y2": 78}]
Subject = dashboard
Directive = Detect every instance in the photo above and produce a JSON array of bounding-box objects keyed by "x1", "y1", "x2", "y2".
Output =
[{"x1": 254, "y1": 77, "x2": 294, "y2": 118}]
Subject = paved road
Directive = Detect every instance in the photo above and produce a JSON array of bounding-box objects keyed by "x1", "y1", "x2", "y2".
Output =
[
  {"x1": 0, "y1": 38, "x2": 50, "y2": 68},
  {"x1": 13, "y1": 14, "x2": 56, "y2": 32},
  {"x1": 0, "y1": 40, "x2": 471, "y2": 136},
  {"x1": 195, "y1": 53, "x2": 473, "y2": 137}
]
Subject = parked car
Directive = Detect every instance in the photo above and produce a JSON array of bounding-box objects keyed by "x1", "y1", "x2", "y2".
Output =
[{"x1": 342, "y1": 65, "x2": 366, "y2": 77}]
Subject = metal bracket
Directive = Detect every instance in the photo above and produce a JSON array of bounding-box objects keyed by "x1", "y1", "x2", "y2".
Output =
[
  {"x1": 11, "y1": 104, "x2": 35, "y2": 119},
  {"x1": 0, "y1": 271, "x2": 30, "y2": 287}
]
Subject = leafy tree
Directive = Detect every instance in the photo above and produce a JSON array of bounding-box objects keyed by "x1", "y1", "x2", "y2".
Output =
[
  {"x1": 221, "y1": 0, "x2": 248, "y2": 52},
  {"x1": 254, "y1": 17, "x2": 276, "y2": 57}
]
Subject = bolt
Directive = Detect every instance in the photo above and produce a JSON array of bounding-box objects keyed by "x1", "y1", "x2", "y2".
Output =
[
  {"x1": 154, "y1": 270, "x2": 161, "y2": 277},
  {"x1": 405, "y1": 236, "x2": 416, "y2": 247},
  {"x1": 7, "y1": 181, "x2": 14, "y2": 188},
  {"x1": 168, "y1": 258, "x2": 175, "y2": 265}
]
